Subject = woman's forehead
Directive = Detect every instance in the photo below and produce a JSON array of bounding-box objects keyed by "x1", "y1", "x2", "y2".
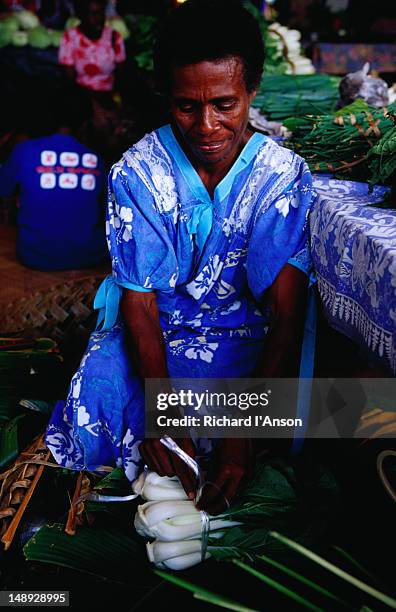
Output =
[{"x1": 171, "y1": 58, "x2": 246, "y2": 97}]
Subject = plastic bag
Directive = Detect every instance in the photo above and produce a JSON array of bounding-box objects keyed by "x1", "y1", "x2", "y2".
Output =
[{"x1": 338, "y1": 62, "x2": 389, "y2": 109}]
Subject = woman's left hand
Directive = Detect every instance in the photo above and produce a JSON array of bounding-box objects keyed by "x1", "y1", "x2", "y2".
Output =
[
  {"x1": 196, "y1": 438, "x2": 255, "y2": 515},
  {"x1": 139, "y1": 437, "x2": 197, "y2": 500}
]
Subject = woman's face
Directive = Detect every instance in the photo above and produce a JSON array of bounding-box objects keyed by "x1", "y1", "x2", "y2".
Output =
[
  {"x1": 170, "y1": 57, "x2": 256, "y2": 168},
  {"x1": 82, "y1": 1, "x2": 105, "y2": 37}
]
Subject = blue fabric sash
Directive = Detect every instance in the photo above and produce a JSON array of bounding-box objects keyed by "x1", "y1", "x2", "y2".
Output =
[
  {"x1": 94, "y1": 275, "x2": 151, "y2": 332},
  {"x1": 186, "y1": 202, "x2": 213, "y2": 253}
]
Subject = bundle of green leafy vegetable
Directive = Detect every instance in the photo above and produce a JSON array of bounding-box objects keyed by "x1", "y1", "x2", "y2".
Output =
[
  {"x1": 252, "y1": 74, "x2": 340, "y2": 121},
  {"x1": 284, "y1": 101, "x2": 396, "y2": 182},
  {"x1": 205, "y1": 458, "x2": 339, "y2": 562},
  {"x1": 367, "y1": 124, "x2": 396, "y2": 188},
  {"x1": 123, "y1": 14, "x2": 158, "y2": 73}
]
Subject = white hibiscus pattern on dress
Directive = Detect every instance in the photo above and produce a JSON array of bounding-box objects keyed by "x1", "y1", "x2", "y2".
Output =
[
  {"x1": 186, "y1": 255, "x2": 222, "y2": 299},
  {"x1": 77, "y1": 405, "x2": 90, "y2": 427},
  {"x1": 275, "y1": 190, "x2": 299, "y2": 218},
  {"x1": 169, "y1": 272, "x2": 178, "y2": 288},
  {"x1": 168, "y1": 336, "x2": 219, "y2": 363},
  {"x1": 185, "y1": 340, "x2": 219, "y2": 363},
  {"x1": 122, "y1": 429, "x2": 142, "y2": 481},
  {"x1": 45, "y1": 429, "x2": 83, "y2": 468}
]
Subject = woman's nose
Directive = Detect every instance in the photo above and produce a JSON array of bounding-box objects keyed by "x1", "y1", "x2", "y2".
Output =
[{"x1": 196, "y1": 106, "x2": 218, "y2": 135}]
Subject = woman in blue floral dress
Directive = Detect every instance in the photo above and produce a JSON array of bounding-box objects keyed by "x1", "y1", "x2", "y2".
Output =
[{"x1": 45, "y1": 0, "x2": 317, "y2": 515}]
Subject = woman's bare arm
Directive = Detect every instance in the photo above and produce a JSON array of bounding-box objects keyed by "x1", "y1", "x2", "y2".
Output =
[
  {"x1": 254, "y1": 263, "x2": 309, "y2": 378},
  {"x1": 121, "y1": 289, "x2": 168, "y2": 379},
  {"x1": 121, "y1": 288, "x2": 196, "y2": 496}
]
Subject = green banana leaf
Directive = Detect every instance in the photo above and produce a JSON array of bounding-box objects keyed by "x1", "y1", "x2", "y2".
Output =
[
  {"x1": 155, "y1": 570, "x2": 259, "y2": 612},
  {"x1": 0, "y1": 414, "x2": 26, "y2": 470},
  {"x1": 24, "y1": 523, "x2": 156, "y2": 585},
  {"x1": 93, "y1": 467, "x2": 131, "y2": 492}
]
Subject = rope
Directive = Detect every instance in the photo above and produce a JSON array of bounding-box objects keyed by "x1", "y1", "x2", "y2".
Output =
[{"x1": 376, "y1": 450, "x2": 396, "y2": 503}]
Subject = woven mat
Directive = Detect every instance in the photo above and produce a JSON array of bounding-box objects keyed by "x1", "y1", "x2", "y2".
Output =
[
  {"x1": 0, "y1": 276, "x2": 105, "y2": 341},
  {"x1": 0, "y1": 225, "x2": 110, "y2": 341}
]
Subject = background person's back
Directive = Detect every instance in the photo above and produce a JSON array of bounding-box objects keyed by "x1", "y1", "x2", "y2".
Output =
[{"x1": 0, "y1": 85, "x2": 108, "y2": 270}]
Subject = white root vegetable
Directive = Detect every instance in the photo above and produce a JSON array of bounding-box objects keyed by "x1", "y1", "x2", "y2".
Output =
[
  {"x1": 135, "y1": 499, "x2": 241, "y2": 541},
  {"x1": 153, "y1": 551, "x2": 211, "y2": 570},
  {"x1": 132, "y1": 471, "x2": 189, "y2": 501},
  {"x1": 146, "y1": 539, "x2": 203, "y2": 564}
]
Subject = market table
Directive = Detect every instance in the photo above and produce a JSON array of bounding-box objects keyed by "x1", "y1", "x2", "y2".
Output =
[{"x1": 310, "y1": 176, "x2": 395, "y2": 374}]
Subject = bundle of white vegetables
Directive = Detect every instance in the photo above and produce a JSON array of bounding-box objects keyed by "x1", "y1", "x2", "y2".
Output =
[
  {"x1": 132, "y1": 471, "x2": 242, "y2": 570},
  {"x1": 131, "y1": 460, "x2": 339, "y2": 571},
  {"x1": 267, "y1": 22, "x2": 315, "y2": 76}
]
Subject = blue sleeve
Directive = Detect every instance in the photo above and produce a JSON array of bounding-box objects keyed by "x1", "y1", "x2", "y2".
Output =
[
  {"x1": 0, "y1": 145, "x2": 21, "y2": 197},
  {"x1": 287, "y1": 238, "x2": 313, "y2": 278},
  {"x1": 247, "y1": 160, "x2": 317, "y2": 301},
  {"x1": 106, "y1": 164, "x2": 179, "y2": 293}
]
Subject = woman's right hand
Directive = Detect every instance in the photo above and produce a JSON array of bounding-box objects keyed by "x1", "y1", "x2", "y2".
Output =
[{"x1": 139, "y1": 437, "x2": 197, "y2": 500}]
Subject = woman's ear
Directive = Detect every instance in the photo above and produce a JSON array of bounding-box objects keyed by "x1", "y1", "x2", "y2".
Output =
[{"x1": 249, "y1": 89, "x2": 257, "y2": 104}]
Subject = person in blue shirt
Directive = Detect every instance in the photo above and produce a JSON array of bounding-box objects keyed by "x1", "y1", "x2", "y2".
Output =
[{"x1": 0, "y1": 85, "x2": 108, "y2": 270}]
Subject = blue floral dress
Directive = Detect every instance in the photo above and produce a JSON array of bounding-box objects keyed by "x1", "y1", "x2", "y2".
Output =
[{"x1": 45, "y1": 125, "x2": 316, "y2": 481}]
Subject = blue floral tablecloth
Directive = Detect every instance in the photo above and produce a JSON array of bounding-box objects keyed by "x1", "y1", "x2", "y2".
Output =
[{"x1": 310, "y1": 176, "x2": 396, "y2": 373}]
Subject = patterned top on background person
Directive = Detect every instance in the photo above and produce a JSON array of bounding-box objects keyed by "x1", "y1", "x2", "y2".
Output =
[{"x1": 59, "y1": 25, "x2": 126, "y2": 92}]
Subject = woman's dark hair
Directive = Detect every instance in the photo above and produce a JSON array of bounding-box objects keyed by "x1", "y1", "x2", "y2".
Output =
[{"x1": 154, "y1": 0, "x2": 265, "y2": 95}]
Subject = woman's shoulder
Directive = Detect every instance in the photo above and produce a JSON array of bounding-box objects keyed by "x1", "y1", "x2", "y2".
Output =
[
  {"x1": 62, "y1": 26, "x2": 80, "y2": 40},
  {"x1": 252, "y1": 135, "x2": 309, "y2": 192},
  {"x1": 117, "y1": 127, "x2": 173, "y2": 168},
  {"x1": 109, "y1": 127, "x2": 174, "y2": 184},
  {"x1": 255, "y1": 134, "x2": 304, "y2": 167}
]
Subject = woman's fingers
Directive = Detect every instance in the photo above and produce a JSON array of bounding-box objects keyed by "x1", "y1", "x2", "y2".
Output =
[
  {"x1": 197, "y1": 463, "x2": 245, "y2": 515},
  {"x1": 138, "y1": 442, "x2": 164, "y2": 476},
  {"x1": 139, "y1": 438, "x2": 197, "y2": 498},
  {"x1": 197, "y1": 481, "x2": 227, "y2": 515},
  {"x1": 196, "y1": 439, "x2": 255, "y2": 514},
  {"x1": 139, "y1": 439, "x2": 173, "y2": 476},
  {"x1": 175, "y1": 437, "x2": 196, "y2": 459}
]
